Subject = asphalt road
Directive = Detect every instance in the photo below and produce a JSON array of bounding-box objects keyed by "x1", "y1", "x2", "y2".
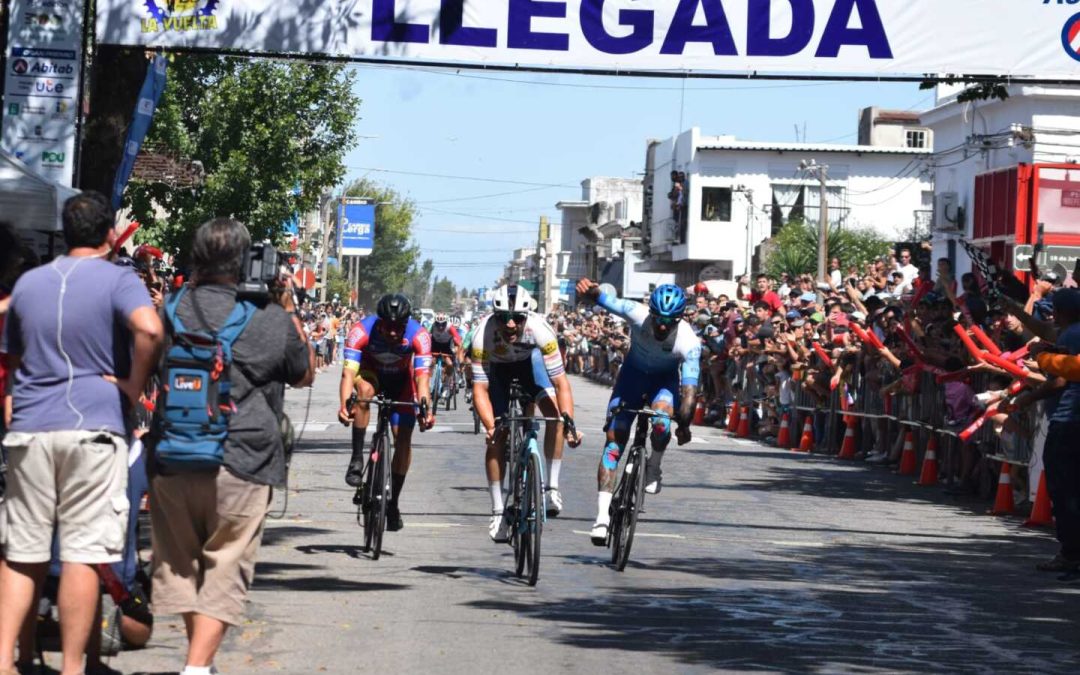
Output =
[{"x1": 110, "y1": 370, "x2": 1080, "y2": 675}]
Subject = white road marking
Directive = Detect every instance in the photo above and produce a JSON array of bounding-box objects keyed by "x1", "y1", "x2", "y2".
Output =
[
  {"x1": 408, "y1": 523, "x2": 465, "y2": 529},
  {"x1": 267, "y1": 519, "x2": 314, "y2": 525},
  {"x1": 769, "y1": 541, "x2": 827, "y2": 548},
  {"x1": 572, "y1": 530, "x2": 685, "y2": 540},
  {"x1": 295, "y1": 423, "x2": 330, "y2": 433}
]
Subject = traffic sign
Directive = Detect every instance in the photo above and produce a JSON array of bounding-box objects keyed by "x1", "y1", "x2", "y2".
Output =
[{"x1": 1014, "y1": 244, "x2": 1080, "y2": 273}]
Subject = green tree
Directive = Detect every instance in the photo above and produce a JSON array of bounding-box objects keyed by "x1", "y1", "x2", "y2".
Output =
[
  {"x1": 765, "y1": 221, "x2": 891, "y2": 280},
  {"x1": 125, "y1": 55, "x2": 359, "y2": 255},
  {"x1": 323, "y1": 263, "x2": 352, "y2": 305},
  {"x1": 404, "y1": 259, "x2": 435, "y2": 308},
  {"x1": 342, "y1": 179, "x2": 424, "y2": 308},
  {"x1": 431, "y1": 276, "x2": 456, "y2": 312}
]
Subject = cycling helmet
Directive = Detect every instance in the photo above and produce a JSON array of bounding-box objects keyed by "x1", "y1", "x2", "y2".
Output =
[
  {"x1": 376, "y1": 293, "x2": 413, "y2": 323},
  {"x1": 434, "y1": 313, "x2": 449, "y2": 325},
  {"x1": 492, "y1": 284, "x2": 534, "y2": 313},
  {"x1": 649, "y1": 284, "x2": 687, "y2": 318}
]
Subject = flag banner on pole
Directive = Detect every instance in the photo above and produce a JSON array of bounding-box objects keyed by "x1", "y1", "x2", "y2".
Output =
[
  {"x1": 112, "y1": 55, "x2": 169, "y2": 211},
  {"x1": 95, "y1": 1, "x2": 1080, "y2": 80}
]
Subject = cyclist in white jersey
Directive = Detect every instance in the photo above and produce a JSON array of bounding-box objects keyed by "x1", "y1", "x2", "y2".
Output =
[{"x1": 471, "y1": 285, "x2": 583, "y2": 541}]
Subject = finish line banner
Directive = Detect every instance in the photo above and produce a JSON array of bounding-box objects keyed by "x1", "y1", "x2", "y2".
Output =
[{"x1": 96, "y1": 0, "x2": 1080, "y2": 79}]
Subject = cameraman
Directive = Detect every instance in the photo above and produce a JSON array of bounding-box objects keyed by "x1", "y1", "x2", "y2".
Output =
[{"x1": 147, "y1": 218, "x2": 313, "y2": 675}]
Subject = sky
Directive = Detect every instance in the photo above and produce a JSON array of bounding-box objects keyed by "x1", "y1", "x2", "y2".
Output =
[{"x1": 341, "y1": 64, "x2": 933, "y2": 291}]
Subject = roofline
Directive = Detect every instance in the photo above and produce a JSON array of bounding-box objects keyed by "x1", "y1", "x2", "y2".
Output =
[{"x1": 696, "y1": 141, "x2": 927, "y2": 155}]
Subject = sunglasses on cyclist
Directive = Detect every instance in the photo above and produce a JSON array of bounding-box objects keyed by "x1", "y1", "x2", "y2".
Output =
[
  {"x1": 380, "y1": 320, "x2": 408, "y2": 333},
  {"x1": 496, "y1": 311, "x2": 528, "y2": 324},
  {"x1": 653, "y1": 315, "x2": 679, "y2": 327}
]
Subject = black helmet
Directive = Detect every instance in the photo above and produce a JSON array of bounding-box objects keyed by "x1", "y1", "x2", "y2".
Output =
[{"x1": 376, "y1": 293, "x2": 412, "y2": 323}]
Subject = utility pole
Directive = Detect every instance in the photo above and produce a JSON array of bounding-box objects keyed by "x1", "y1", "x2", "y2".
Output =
[{"x1": 800, "y1": 159, "x2": 829, "y2": 282}]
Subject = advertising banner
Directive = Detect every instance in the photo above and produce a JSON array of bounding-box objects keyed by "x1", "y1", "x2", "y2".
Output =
[
  {"x1": 4, "y1": 0, "x2": 84, "y2": 186},
  {"x1": 339, "y1": 200, "x2": 376, "y2": 257},
  {"x1": 96, "y1": 1, "x2": 1080, "y2": 80}
]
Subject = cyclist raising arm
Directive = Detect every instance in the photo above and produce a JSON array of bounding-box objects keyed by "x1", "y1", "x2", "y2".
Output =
[
  {"x1": 575, "y1": 279, "x2": 699, "y2": 545},
  {"x1": 471, "y1": 285, "x2": 583, "y2": 541},
  {"x1": 338, "y1": 294, "x2": 435, "y2": 532}
]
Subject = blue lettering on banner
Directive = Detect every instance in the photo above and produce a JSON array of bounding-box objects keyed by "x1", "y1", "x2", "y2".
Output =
[
  {"x1": 816, "y1": 0, "x2": 893, "y2": 58},
  {"x1": 372, "y1": 0, "x2": 429, "y2": 43},
  {"x1": 508, "y1": 0, "x2": 570, "y2": 51},
  {"x1": 440, "y1": 0, "x2": 498, "y2": 47},
  {"x1": 580, "y1": 0, "x2": 654, "y2": 55},
  {"x1": 660, "y1": 0, "x2": 738, "y2": 56},
  {"x1": 365, "y1": 0, "x2": 894, "y2": 62},
  {"x1": 747, "y1": 0, "x2": 816, "y2": 57}
]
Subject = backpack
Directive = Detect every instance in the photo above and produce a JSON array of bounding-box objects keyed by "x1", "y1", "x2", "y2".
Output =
[{"x1": 153, "y1": 287, "x2": 256, "y2": 471}]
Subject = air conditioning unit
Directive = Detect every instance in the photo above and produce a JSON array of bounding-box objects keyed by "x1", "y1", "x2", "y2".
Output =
[{"x1": 934, "y1": 192, "x2": 964, "y2": 232}]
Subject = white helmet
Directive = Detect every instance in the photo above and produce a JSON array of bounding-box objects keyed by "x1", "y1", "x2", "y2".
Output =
[
  {"x1": 434, "y1": 313, "x2": 449, "y2": 324},
  {"x1": 492, "y1": 284, "x2": 535, "y2": 313}
]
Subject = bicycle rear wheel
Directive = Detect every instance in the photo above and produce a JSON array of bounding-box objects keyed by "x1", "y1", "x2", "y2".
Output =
[
  {"x1": 369, "y1": 429, "x2": 391, "y2": 560},
  {"x1": 524, "y1": 451, "x2": 543, "y2": 586},
  {"x1": 614, "y1": 446, "x2": 646, "y2": 571}
]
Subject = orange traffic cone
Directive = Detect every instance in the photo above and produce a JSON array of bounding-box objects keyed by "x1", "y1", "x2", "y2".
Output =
[
  {"x1": 798, "y1": 416, "x2": 814, "y2": 453},
  {"x1": 917, "y1": 435, "x2": 939, "y2": 486},
  {"x1": 693, "y1": 397, "x2": 706, "y2": 426},
  {"x1": 737, "y1": 405, "x2": 751, "y2": 438},
  {"x1": 1023, "y1": 472, "x2": 1052, "y2": 526},
  {"x1": 776, "y1": 413, "x2": 791, "y2": 448},
  {"x1": 992, "y1": 461, "x2": 1015, "y2": 515},
  {"x1": 837, "y1": 419, "x2": 857, "y2": 459},
  {"x1": 897, "y1": 432, "x2": 918, "y2": 475},
  {"x1": 727, "y1": 402, "x2": 740, "y2": 433}
]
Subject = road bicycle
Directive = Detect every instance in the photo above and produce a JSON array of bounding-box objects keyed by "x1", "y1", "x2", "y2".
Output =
[
  {"x1": 603, "y1": 402, "x2": 667, "y2": 571},
  {"x1": 496, "y1": 380, "x2": 575, "y2": 586},
  {"x1": 349, "y1": 394, "x2": 428, "y2": 560}
]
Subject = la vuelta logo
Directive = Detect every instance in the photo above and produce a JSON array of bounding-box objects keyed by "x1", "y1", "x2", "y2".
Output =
[{"x1": 141, "y1": 0, "x2": 220, "y2": 34}]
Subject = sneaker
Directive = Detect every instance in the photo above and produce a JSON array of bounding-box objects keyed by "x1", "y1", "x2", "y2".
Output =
[
  {"x1": 546, "y1": 488, "x2": 564, "y2": 517},
  {"x1": 590, "y1": 521, "x2": 609, "y2": 547},
  {"x1": 489, "y1": 512, "x2": 510, "y2": 543},
  {"x1": 386, "y1": 504, "x2": 404, "y2": 532},
  {"x1": 1036, "y1": 553, "x2": 1080, "y2": 573},
  {"x1": 645, "y1": 463, "x2": 662, "y2": 495},
  {"x1": 865, "y1": 452, "x2": 889, "y2": 465}
]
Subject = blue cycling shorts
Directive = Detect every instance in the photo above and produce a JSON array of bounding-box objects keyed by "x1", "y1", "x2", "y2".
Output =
[
  {"x1": 487, "y1": 349, "x2": 556, "y2": 418},
  {"x1": 606, "y1": 364, "x2": 680, "y2": 434}
]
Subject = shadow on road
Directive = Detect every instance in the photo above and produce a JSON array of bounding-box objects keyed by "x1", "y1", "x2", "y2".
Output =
[{"x1": 464, "y1": 537, "x2": 1080, "y2": 673}]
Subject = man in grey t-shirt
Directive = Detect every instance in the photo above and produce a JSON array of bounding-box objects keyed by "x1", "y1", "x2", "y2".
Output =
[{"x1": 0, "y1": 192, "x2": 163, "y2": 675}]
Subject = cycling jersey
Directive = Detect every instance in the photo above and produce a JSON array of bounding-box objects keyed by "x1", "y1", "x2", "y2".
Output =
[
  {"x1": 431, "y1": 324, "x2": 462, "y2": 355},
  {"x1": 597, "y1": 292, "x2": 700, "y2": 387},
  {"x1": 470, "y1": 313, "x2": 565, "y2": 384},
  {"x1": 343, "y1": 316, "x2": 432, "y2": 377}
]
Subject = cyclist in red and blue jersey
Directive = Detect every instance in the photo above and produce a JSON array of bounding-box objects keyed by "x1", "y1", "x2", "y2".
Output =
[{"x1": 338, "y1": 294, "x2": 435, "y2": 531}]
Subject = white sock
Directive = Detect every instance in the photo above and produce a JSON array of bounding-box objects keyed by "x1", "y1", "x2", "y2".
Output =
[
  {"x1": 182, "y1": 667, "x2": 213, "y2": 675},
  {"x1": 547, "y1": 459, "x2": 562, "y2": 489},
  {"x1": 596, "y1": 492, "x2": 613, "y2": 526},
  {"x1": 489, "y1": 480, "x2": 504, "y2": 513}
]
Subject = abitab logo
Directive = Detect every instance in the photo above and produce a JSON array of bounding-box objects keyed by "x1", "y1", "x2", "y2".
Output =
[{"x1": 1063, "y1": 13, "x2": 1080, "y2": 62}]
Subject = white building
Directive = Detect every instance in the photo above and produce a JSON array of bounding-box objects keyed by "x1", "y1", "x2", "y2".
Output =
[
  {"x1": 552, "y1": 176, "x2": 674, "y2": 306},
  {"x1": 921, "y1": 84, "x2": 1080, "y2": 279},
  {"x1": 639, "y1": 126, "x2": 934, "y2": 285},
  {"x1": 501, "y1": 246, "x2": 537, "y2": 285}
]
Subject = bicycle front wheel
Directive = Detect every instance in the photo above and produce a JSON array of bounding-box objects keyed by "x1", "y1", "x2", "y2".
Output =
[
  {"x1": 370, "y1": 430, "x2": 391, "y2": 560},
  {"x1": 614, "y1": 446, "x2": 646, "y2": 571},
  {"x1": 524, "y1": 451, "x2": 543, "y2": 586}
]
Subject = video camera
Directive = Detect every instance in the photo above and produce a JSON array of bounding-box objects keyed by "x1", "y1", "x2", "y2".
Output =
[{"x1": 239, "y1": 242, "x2": 292, "y2": 303}]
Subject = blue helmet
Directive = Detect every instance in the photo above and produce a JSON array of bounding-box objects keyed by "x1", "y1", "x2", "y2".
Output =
[{"x1": 649, "y1": 284, "x2": 687, "y2": 318}]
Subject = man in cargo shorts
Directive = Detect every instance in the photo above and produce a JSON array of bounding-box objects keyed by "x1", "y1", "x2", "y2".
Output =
[{"x1": 0, "y1": 192, "x2": 163, "y2": 675}]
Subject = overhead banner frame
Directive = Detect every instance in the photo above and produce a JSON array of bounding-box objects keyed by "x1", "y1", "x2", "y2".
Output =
[{"x1": 94, "y1": 0, "x2": 1080, "y2": 82}]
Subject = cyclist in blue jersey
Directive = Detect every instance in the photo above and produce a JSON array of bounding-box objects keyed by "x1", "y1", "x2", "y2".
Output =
[{"x1": 576, "y1": 279, "x2": 701, "y2": 545}]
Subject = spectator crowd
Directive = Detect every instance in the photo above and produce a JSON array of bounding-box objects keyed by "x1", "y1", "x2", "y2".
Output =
[{"x1": 550, "y1": 244, "x2": 1080, "y2": 579}]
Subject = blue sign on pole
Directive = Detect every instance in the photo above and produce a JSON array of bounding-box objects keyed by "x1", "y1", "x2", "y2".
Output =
[{"x1": 338, "y1": 201, "x2": 376, "y2": 257}]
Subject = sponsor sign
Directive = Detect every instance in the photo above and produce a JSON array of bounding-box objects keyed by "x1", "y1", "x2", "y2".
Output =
[
  {"x1": 339, "y1": 200, "x2": 377, "y2": 257},
  {"x1": 2, "y1": 0, "x2": 84, "y2": 186},
  {"x1": 1062, "y1": 189, "x2": 1080, "y2": 208},
  {"x1": 95, "y1": 1, "x2": 1080, "y2": 79}
]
